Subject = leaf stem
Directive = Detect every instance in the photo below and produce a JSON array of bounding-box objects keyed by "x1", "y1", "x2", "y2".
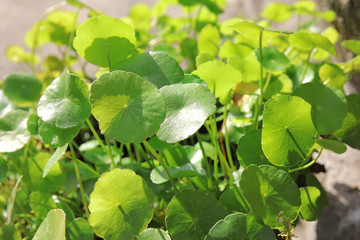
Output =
[
  {"x1": 85, "y1": 118, "x2": 116, "y2": 168},
  {"x1": 69, "y1": 142, "x2": 90, "y2": 219},
  {"x1": 142, "y1": 140, "x2": 178, "y2": 192},
  {"x1": 196, "y1": 131, "x2": 213, "y2": 189},
  {"x1": 223, "y1": 103, "x2": 235, "y2": 171},
  {"x1": 254, "y1": 30, "x2": 264, "y2": 129},
  {"x1": 289, "y1": 149, "x2": 323, "y2": 173}
]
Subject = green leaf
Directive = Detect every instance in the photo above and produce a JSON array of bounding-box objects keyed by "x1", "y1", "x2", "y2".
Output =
[
  {"x1": 0, "y1": 157, "x2": 7, "y2": 182},
  {"x1": 37, "y1": 70, "x2": 91, "y2": 129},
  {"x1": 293, "y1": 82, "x2": 347, "y2": 134},
  {"x1": 192, "y1": 60, "x2": 242, "y2": 98},
  {"x1": 30, "y1": 192, "x2": 56, "y2": 218},
  {"x1": 0, "y1": 90, "x2": 14, "y2": 116},
  {"x1": 219, "y1": 41, "x2": 252, "y2": 59},
  {"x1": 289, "y1": 32, "x2": 337, "y2": 56},
  {"x1": 39, "y1": 120, "x2": 81, "y2": 148},
  {"x1": 341, "y1": 39, "x2": 360, "y2": 55},
  {"x1": 90, "y1": 70, "x2": 166, "y2": 143},
  {"x1": 299, "y1": 186, "x2": 323, "y2": 221},
  {"x1": 0, "y1": 225, "x2": 21, "y2": 240},
  {"x1": 113, "y1": 51, "x2": 184, "y2": 89},
  {"x1": 130, "y1": 4, "x2": 151, "y2": 31},
  {"x1": 135, "y1": 228, "x2": 171, "y2": 240},
  {"x1": 157, "y1": 83, "x2": 216, "y2": 143},
  {"x1": 262, "y1": 95, "x2": 316, "y2": 166},
  {"x1": 3, "y1": 72, "x2": 42, "y2": 107},
  {"x1": 33, "y1": 209, "x2": 66, "y2": 240},
  {"x1": 22, "y1": 152, "x2": 63, "y2": 192},
  {"x1": 315, "y1": 139, "x2": 346, "y2": 154},
  {"x1": 67, "y1": 218, "x2": 94, "y2": 240},
  {"x1": 198, "y1": 24, "x2": 219, "y2": 56},
  {"x1": 228, "y1": 55, "x2": 261, "y2": 82},
  {"x1": 151, "y1": 162, "x2": 205, "y2": 184},
  {"x1": 255, "y1": 47, "x2": 290, "y2": 71},
  {"x1": 313, "y1": 10, "x2": 336, "y2": 22},
  {"x1": 240, "y1": 165, "x2": 301, "y2": 228},
  {"x1": 319, "y1": 63, "x2": 347, "y2": 88},
  {"x1": 237, "y1": 129, "x2": 274, "y2": 167},
  {"x1": 261, "y1": 3, "x2": 292, "y2": 22},
  {"x1": 196, "y1": 52, "x2": 217, "y2": 67},
  {"x1": 178, "y1": 0, "x2": 223, "y2": 14},
  {"x1": 0, "y1": 110, "x2": 30, "y2": 153},
  {"x1": 43, "y1": 144, "x2": 68, "y2": 177},
  {"x1": 73, "y1": 15, "x2": 136, "y2": 67},
  {"x1": 263, "y1": 74, "x2": 293, "y2": 99},
  {"x1": 165, "y1": 190, "x2": 227, "y2": 240},
  {"x1": 89, "y1": 169, "x2": 153, "y2": 240},
  {"x1": 306, "y1": 173, "x2": 328, "y2": 205},
  {"x1": 205, "y1": 213, "x2": 276, "y2": 240},
  {"x1": 219, "y1": 186, "x2": 250, "y2": 213},
  {"x1": 6, "y1": 176, "x2": 22, "y2": 225}
]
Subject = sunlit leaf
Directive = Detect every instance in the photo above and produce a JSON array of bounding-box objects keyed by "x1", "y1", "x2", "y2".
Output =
[{"x1": 33, "y1": 209, "x2": 66, "y2": 240}]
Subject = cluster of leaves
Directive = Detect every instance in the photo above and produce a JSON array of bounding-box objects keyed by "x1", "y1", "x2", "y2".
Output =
[{"x1": 1, "y1": 0, "x2": 360, "y2": 239}]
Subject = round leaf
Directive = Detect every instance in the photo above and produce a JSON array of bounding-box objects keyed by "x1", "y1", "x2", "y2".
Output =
[
  {"x1": 255, "y1": 47, "x2": 290, "y2": 71},
  {"x1": 289, "y1": 32, "x2": 336, "y2": 56},
  {"x1": 3, "y1": 72, "x2": 42, "y2": 106},
  {"x1": 73, "y1": 15, "x2": 136, "y2": 67},
  {"x1": 136, "y1": 228, "x2": 171, "y2": 240},
  {"x1": 67, "y1": 218, "x2": 94, "y2": 240},
  {"x1": 240, "y1": 165, "x2": 301, "y2": 228},
  {"x1": 165, "y1": 190, "x2": 227, "y2": 240},
  {"x1": 192, "y1": 60, "x2": 242, "y2": 98},
  {"x1": 205, "y1": 213, "x2": 276, "y2": 240},
  {"x1": 157, "y1": 83, "x2": 216, "y2": 143},
  {"x1": 89, "y1": 169, "x2": 154, "y2": 240},
  {"x1": 0, "y1": 110, "x2": 30, "y2": 153},
  {"x1": 299, "y1": 186, "x2": 323, "y2": 221},
  {"x1": 90, "y1": 70, "x2": 165, "y2": 143},
  {"x1": 113, "y1": 51, "x2": 184, "y2": 89},
  {"x1": 39, "y1": 119, "x2": 81, "y2": 147},
  {"x1": 293, "y1": 82, "x2": 347, "y2": 134},
  {"x1": 262, "y1": 95, "x2": 316, "y2": 166},
  {"x1": 33, "y1": 209, "x2": 66, "y2": 240}
]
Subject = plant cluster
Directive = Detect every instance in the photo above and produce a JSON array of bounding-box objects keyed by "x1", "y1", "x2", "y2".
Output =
[{"x1": 1, "y1": 0, "x2": 360, "y2": 239}]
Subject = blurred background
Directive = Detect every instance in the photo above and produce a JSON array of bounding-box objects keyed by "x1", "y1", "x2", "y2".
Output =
[{"x1": 0, "y1": 0, "x2": 359, "y2": 239}]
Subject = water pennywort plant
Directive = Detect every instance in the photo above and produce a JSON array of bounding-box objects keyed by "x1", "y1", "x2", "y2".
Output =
[{"x1": 1, "y1": 0, "x2": 360, "y2": 239}]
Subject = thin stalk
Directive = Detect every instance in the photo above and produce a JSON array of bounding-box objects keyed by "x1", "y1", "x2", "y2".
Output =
[
  {"x1": 254, "y1": 30, "x2": 264, "y2": 129},
  {"x1": 142, "y1": 140, "x2": 178, "y2": 192},
  {"x1": 104, "y1": 135, "x2": 115, "y2": 165},
  {"x1": 69, "y1": 142, "x2": 90, "y2": 219},
  {"x1": 262, "y1": 71, "x2": 272, "y2": 94},
  {"x1": 223, "y1": 104, "x2": 235, "y2": 171},
  {"x1": 289, "y1": 149, "x2": 323, "y2": 173},
  {"x1": 126, "y1": 143, "x2": 135, "y2": 162},
  {"x1": 76, "y1": 159, "x2": 101, "y2": 178},
  {"x1": 299, "y1": 48, "x2": 314, "y2": 84},
  {"x1": 196, "y1": 131, "x2": 213, "y2": 188},
  {"x1": 85, "y1": 119, "x2": 116, "y2": 168},
  {"x1": 208, "y1": 115, "x2": 219, "y2": 182}
]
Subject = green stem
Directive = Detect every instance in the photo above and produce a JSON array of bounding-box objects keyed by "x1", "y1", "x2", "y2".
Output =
[
  {"x1": 262, "y1": 71, "x2": 272, "y2": 94},
  {"x1": 299, "y1": 48, "x2": 313, "y2": 84},
  {"x1": 209, "y1": 115, "x2": 219, "y2": 182},
  {"x1": 104, "y1": 135, "x2": 115, "y2": 165},
  {"x1": 126, "y1": 143, "x2": 135, "y2": 162},
  {"x1": 254, "y1": 30, "x2": 264, "y2": 129},
  {"x1": 196, "y1": 131, "x2": 213, "y2": 189},
  {"x1": 76, "y1": 159, "x2": 101, "y2": 178},
  {"x1": 85, "y1": 119, "x2": 116, "y2": 168},
  {"x1": 223, "y1": 104, "x2": 235, "y2": 171},
  {"x1": 69, "y1": 142, "x2": 90, "y2": 219},
  {"x1": 289, "y1": 149, "x2": 323, "y2": 173},
  {"x1": 142, "y1": 140, "x2": 178, "y2": 192}
]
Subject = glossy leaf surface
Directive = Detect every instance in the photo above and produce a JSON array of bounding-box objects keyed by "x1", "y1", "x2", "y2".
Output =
[
  {"x1": 33, "y1": 209, "x2": 66, "y2": 240},
  {"x1": 39, "y1": 120, "x2": 81, "y2": 148}
]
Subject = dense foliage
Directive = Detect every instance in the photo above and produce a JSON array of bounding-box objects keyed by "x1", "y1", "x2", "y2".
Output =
[{"x1": 1, "y1": 0, "x2": 360, "y2": 239}]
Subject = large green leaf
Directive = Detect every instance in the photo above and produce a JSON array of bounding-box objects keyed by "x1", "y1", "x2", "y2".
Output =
[
  {"x1": 3, "y1": 72, "x2": 42, "y2": 107},
  {"x1": 33, "y1": 209, "x2": 66, "y2": 240},
  {"x1": 255, "y1": 47, "x2": 290, "y2": 71},
  {"x1": 293, "y1": 82, "x2": 347, "y2": 134},
  {"x1": 157, "y1": 83, "x2": 216, "y2": 143},
  {"x1": 135, "y1": 228, "x2": 171, "y2": 240},
  {"x1": 37, "y1": 71, "x2": 91, "y2": 129},
  {"x1": 67, "y1": 218, "x2": 94, "y2": 240},
  {"x1": 205, "y1": 213, "x2": 276, "y2": 240},
  {"x1": 90, "y1": 70, "x2": 165, "y2": 143},
  {"x1": 299, "y1": 186, "x2": 323, "y2": 221},
  {"x1": 262, "y1": 95, "x2": 316, "y2": 166},
  {"x1": 113, "y1": 51, "x2": 184, "y2": 89},
  {"x1": 166, "y1": 190, "x2": 227, "y2": 240},
  {"x1": 192, "y1": 60, "x2": 242, "y2": 98},
  {"x1": 0, "y1": 110, "x2": 30, "y2": 153},
  {"x1": 39, "y1": 120, "x2": 81, "y2": 147},
  {"x1": 289, "y1": 32, "x2": 337, "y2": 56},
  {"x1": 219, "y1": 186, "x2": 250, "y2": 213},
  {"x1": 43, "y1": 144, "x2": 68, "y2": 177},
  {"x1": 22, "y1": 152, "x2": 63, "y2": 192},
  {"x1": 73, "y1": 15, "x2": 136, "y2": 67},
  {"x1": 89, "y1": 169, "x2": 153, "y2": 240},
  {"x1": 240, "y1": 165, "x2": 301, "y2": 228}
]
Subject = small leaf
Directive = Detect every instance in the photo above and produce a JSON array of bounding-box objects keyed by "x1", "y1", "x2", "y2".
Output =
[
  {"x1": 157, "y1": 83, "x2": 216, "y2": 143},
  {"x1": 306, "y1": 173, "x2": 328, "y2": 205},
  {"x1": 67, "y1": 218, "x2": 94, "y2": 240},
  {"x1": 89, "y1": 169, "x2": 154, "y2": 240},
  {"x1": 262, "y1": 95, "x2": 316, "y2": 166},
  {"x1": 299, "y1": 186, "x2": 323, "y2": 221},
  {"x1": 43, "y1": 144, "x2": 68, "y2": 177},
  {"x1": 315, "y1": 139, "x2": 346, "y2": 154},
  {"x1": 289, "y1": 32, "x2": 337, "y2": 56},
  {"x1": 165, "y1": 190, "x2": 227, "y2": 240},
  {"x1": 341, "y1": 39, "x2": 360, "y2": 55},
  {"x1": 240, "y1": 165, "x2": 301, "y2": 228},
  {"x1": 261, "y1": 3, "x2": 292, "y2": 22},
  {"x1": 205, "y1": 213, "x2": 276, "y2": 240},
  {"x1": 33, "y1": 209, "x2": 66, "y2": 240},
  {"x1": 37, "y1": 70, "x2": 91, "y2": 129},
  {"x1": 3, "y1": 72, "x2": 42, "y2": 107},
  {"x1": 293, "y1": 82, "x2": 347, "y2": 134},
  {"x1": 113, "y1": 51, "x2": 184, "y2": 89},
  {"x1": 73, "y1": 15, "x2": 136, "y2": 67},
  {"x1": 192, "y1": 60, "x2": 242, "y2": 98},
  {"x1": 319, "y1": 63, "x2": 347, "y2": 88},
  {"x1": 219, "y1": 186, "x2": 250, "y2": 213},
  {"x1": 136, "y1": 228, "x2": 171, "y2": 240},
  {"x1": 90, "y1": 70, "x2": 166, "y2": 143},
  {"x1": 255, "y1": 47, "x2": 290, "y2": 71}
]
